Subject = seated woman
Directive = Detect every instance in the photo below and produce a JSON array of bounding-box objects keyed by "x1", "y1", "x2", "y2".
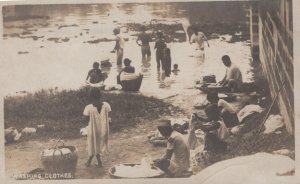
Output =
[
  {"x1": 86, "y1": 62, "x2": 105, "y2": 85},
  {"x1": 122, "y1": 58, "x2": 135, "y2": 73},
  {"x1": 206, "y1": 92, "x2": 239, "y2": 128},
  {"x1": 117, "y1": 58, "x2": 137, "y2": 84}
]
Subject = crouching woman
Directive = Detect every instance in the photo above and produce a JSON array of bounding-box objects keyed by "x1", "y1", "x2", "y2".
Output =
[{"x1": 153, "y1": 120, "x2": 190, "y2": 177}]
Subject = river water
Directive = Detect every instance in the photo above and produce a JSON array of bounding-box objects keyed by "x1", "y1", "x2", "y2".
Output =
[{"x1": 1, "y1": 3, "x2": 253, "y2": 99}]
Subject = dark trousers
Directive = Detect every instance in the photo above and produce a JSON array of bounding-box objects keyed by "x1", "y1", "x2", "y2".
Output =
[
  {"x1": 141, "y1": 45, "x2": 151, "y2": 58},
  {"x1": 164, "y1": 57, "x2": 171, "y2": 77},
  {"x1": 156, "y1": 51, "x2": 165, "y2": 70},
  {"x1": 204, "y1": 132, "x2": 227, "y2": 153},
  {"x1": 221, "y1": 111, "x2": 239, "y2": 128}
]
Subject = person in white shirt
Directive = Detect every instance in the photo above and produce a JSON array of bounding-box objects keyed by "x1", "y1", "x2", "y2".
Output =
[
  {"x1": 189, "y1": 26, "x2": 210, "y2": 51},
  {"x1": 111, "y1": 28, "x2": 125, "y2": 65},
  {"x1": 154, "y1": 119, "x2": 190, "y2": 177},
  {"x1": 218, "y1": 55, "x2": 243, "y2": 92}
]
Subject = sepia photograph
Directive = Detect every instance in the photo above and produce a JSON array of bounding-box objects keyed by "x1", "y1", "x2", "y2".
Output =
[{"x1": 0, "y1": 0, "x2": 297, "y2": 183}]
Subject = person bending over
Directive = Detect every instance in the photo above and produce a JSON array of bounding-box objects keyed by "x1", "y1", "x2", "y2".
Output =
[
  {"x1": 154, "y1": 119, "x2": 190, "y2": 177},
  {"x1": 86, "y1": 62, "x2": 105, "y2": 84},
  {"x1": 218, "y1": 55, "x2": 243, "y2": 92}
]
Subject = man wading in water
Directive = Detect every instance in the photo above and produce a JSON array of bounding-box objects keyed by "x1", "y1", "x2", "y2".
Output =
[
  {"x1": 111, "y1": 28, "x2": 125, "y2": 65},
  {"x1": 136, "y1": 25, "x2": 152, "y2": 59},
  {"x1": 154, "y1": 31, "x2": 167, "y2": 70},
  {"x1": 189, "y1": 26, "x2": 209, "y2": 59}
]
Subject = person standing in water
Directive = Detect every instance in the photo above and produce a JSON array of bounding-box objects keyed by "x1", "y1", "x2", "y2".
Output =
[
  {"x1": 136, "y1": 25, "x2": 152, "y2": 59},
  {"x1": 154, "y1": 31, "x2": 167, "y2": 70},
  {"x1": 189, "y1": 26, "x2": 209, "y2": 58},
  {"x1": 111, "y1": 27, "x2": 125, "y2": 65},
  {"x1": 164, "y1": 48, "x2": 172, "y2": 77},
  {"x1": 117, "y1": 58, "x2": 135, "y2": 84},
  {"x1": 83, "y1": 88, "x2": 112, "y2": 168}
]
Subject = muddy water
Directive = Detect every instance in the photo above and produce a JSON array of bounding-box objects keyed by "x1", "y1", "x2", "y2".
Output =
[{"x1": 1, "y1": 3, "x2": 253, "y2": 99}]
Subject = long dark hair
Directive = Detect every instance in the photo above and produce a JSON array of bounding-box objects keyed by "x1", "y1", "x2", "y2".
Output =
[{"x1": 89, "y1": 88, "x2": 103, "y2": 113}]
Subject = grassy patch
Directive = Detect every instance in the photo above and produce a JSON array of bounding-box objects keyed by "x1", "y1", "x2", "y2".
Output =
[{"x1": 4, "y1": 87, "x2": 182, "y2": 140}]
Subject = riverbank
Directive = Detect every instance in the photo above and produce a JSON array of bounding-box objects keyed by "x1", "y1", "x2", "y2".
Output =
[
  {"x1": 4, "y1": 86, "x2": 185, "y2": 179},
  {"x1": 4, "y1": 76, "x2": 295, "y2": 179},
  {"x1": 4, "y1": 86, "x2": 183, "y2": 141}
]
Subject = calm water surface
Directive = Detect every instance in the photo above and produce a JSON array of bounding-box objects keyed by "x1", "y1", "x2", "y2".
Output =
[{"x1": 1, "y1": 3, "x2": 253, "y2": 99}]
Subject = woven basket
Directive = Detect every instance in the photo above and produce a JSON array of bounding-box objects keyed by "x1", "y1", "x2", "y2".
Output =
[
  {"x1": 121, "y1": 75, "x2": 143, "y2": 91},
  {"x1": 41, "y1": 140, "x2": 78, "y2": 177}
]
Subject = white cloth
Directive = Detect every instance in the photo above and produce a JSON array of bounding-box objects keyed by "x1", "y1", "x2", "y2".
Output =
[
  {"x1": 22, "y1": 127, "x2": 37, "y2": 134},
  {"x1": 218, "y1": 99, "x2": 236, "y2": 114},
  {"x1": 217, "y1": 121, "x2": 230, "y2": 140},
  {"x1": 120, "y1": 72, "x2": 140, "y2": 81},
  {"x1": 83, "y1": 102, "x2": 111, "y2": 156},
  {"x1": 225, "y1": 63, "x2": 243, "y2": 86},
  {"x1": 238, "y1": 104, "x2": 264, "y2": 122},
  {"x1": 191, "y1": 32, "x2": 206, "y2": 50},
  {"x1": 190, "y1": 152, "x2": 294, "y2": 184},
  {"x1": 5, "y1": 127, "x2": 22, "y2": 143},
  {"x1": 264, "y1": 114, "x2": 284, "y2": 134},
  {"x1": 80, "y1": 126, "x2": 88, "y2": 136}
]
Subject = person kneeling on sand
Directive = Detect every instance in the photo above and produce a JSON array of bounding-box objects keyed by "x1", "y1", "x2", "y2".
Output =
[
  {"x1": 218, "y1": 55, "x2": 243, "y2": 92},
  {"x1": 153, "y1": 119, "x2": 190, "y2": 177}
]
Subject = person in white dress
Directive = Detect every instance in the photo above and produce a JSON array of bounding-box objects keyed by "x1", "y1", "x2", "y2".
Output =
[{"x1": 83, "y1": 88, "x2": 111, "y2": 167}]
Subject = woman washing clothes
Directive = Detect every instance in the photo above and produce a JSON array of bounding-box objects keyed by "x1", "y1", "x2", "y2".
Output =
[
  {"x1": 153, "y1": 119, "x2": 191, "y2": 177},
  {"x1": 192, "y1": 103, "x2": 228, "y2": 152},
  {"x1": 117, "y1": 58, "x2": 135, "y2": 84},
  {"x1": 86, "y1": 62, "x2": 106, "y2": 84},
  {"x1": 206, "y1": 92, "x2": 239, "y2": 129}
]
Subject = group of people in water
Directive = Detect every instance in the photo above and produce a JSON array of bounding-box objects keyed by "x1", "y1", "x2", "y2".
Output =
[
  {"x1": 83, "y1": 24, "x2": 244, "y2": 177},
  {"x1": 86, "y1": 25, "x2": 185, "y2": 86}
]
